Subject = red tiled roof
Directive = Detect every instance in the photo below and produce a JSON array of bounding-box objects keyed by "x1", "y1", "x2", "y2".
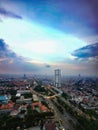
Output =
[
  {"x1": 40, "y1": 105, "x2": 48, "y2": 112},
  {"x1": 31, "y1": 102, "x2": 48, "y2": 112},
  {"x1": 0, "y1": 102, "x2": 14, "y2": 110}
]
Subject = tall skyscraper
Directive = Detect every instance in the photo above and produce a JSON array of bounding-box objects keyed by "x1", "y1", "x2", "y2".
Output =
[{"x1": 54, "y1": 69, "x2": 61, "y2": 88}]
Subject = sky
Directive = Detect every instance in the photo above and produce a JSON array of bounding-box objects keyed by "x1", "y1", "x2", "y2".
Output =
[{"x1": 0, "y1": 0, "x2": 98, "y2": 76}]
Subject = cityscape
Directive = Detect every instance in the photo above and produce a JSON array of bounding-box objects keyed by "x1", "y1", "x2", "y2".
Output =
[
  {"x1": 0, "y1": 0, "x2": 98, "y2": 130},
  {"x1": 0, "y1": 72, "x2": 98, "y2": 130}
]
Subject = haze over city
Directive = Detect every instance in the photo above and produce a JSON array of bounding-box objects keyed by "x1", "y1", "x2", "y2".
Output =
[
  {"x1": 0, "y1": 1, "x2": 98, "y2": 130},
  {"x1": 0, "y1": 0, "x2": 98, "y2": 76}
]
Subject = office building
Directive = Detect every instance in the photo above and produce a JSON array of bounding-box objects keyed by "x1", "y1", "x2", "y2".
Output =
[{"x1": 54, "y1": 69, "x2": 61, "y2": 88}]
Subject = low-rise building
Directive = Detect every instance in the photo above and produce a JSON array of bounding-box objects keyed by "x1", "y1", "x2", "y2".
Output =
[{"x1": 0, "y1": 95, "x2": 9, "y2": 103}]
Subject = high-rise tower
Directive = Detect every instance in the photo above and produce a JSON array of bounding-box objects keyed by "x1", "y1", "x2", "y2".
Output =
[{"x1": 54, "y1": 69, "x2": 61, "y2": 88}]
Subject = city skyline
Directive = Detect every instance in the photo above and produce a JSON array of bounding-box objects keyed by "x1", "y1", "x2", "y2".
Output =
[{"x1": 0, "y1": 0, "x2": 98, "y2": 76}]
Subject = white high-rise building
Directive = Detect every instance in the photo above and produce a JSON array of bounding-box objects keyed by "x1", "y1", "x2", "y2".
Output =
[{"x1": 54, "y1": 69, "x2": 61, "y2": 88}]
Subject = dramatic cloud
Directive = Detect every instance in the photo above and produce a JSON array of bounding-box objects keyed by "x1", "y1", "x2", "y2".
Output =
[
  {"x1": 72, "y1": 43, "x2": 98, "y2": 59},
  {"x1": 0, "y1": 39, "x2": 43, "y2": 74},
  {"x1": 71, "y1": 43, "x2": 98, "y2": 75},
  {"x1": 14, "y1": 0, "x2": 98, "y2": 36},
  {"x1": 1, "y1": 0, "x2": 98, "y2": 36},
  {"x1": 0, "y1": 7, "x2": 22, "y2": 20},
  {"x1": 0, "y1": 0, "x2": 98, "y2": 76},
  {"x1": 0, "y1": 39, "x2": 17, "y2": 58}
]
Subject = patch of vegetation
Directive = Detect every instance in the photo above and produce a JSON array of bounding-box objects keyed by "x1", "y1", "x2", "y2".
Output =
[
  {"x1": 62, "y1": 92, "x2": 71, "y2": 99},
  {"x1": 22, "y1": 93, "x2": 32, "y2": 99},
  {"x1": 56, "y1": 96, "x2": 98, "y2": 130},
  {"x1": 34, "y1": 85, "x2": 46, "y2": 93}
]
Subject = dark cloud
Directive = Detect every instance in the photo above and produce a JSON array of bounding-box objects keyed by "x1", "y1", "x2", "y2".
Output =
[
  {"x1": 71, "y1": 42, "x2": 98, "y2": 74},
  {"x1": 0, "y1": 7, "x2": 22, "y2": 20},
  {"x1": 0, "y1": 39, "x2": 40, "y2": 73},
  {"x1": 45, "y1": 64, "x2": 51, "y2": 68},
  {"x1": 72, "y1": 43, "x2": 98, "y2": 59},
  {"x1": 0, "y1": 39, "x2": 17, "y2": 58}
]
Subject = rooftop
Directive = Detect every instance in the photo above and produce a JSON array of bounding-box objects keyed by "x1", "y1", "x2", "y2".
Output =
[{"x1": 0, "y1": 95, "x2": 8, "y2": 101}]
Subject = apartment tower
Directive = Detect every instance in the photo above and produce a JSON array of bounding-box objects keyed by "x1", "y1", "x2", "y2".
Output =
[{"x1": 54, "y1": 69, "x2": 61, "y2": 88}]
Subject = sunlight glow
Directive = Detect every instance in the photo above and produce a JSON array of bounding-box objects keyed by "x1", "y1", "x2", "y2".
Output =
[{"x1": 0, "y1": 19, "x2": 87, "y2": 62}]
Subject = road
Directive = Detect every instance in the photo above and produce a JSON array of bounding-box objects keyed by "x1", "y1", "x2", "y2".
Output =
[
  {"x1": 30, "y1": 87, "x2": 76, "y2": 130},
  {"x1": 46, "y1": 98, "x2": 74, "y2": 130}
]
